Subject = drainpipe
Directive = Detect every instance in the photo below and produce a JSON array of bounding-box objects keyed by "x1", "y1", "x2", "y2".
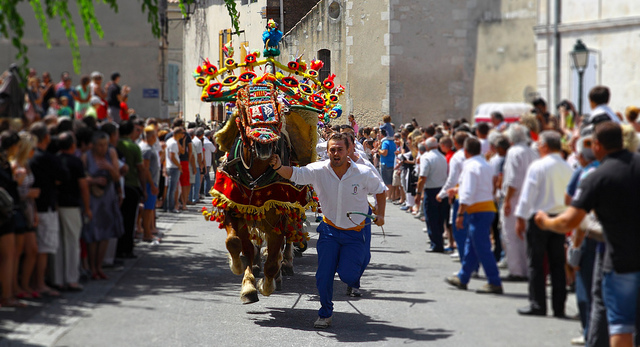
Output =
[
  {"x1": 280, "y1": 0, "x2": 284, "y2": 31},
  {"x1": 553, "y1": 0, "x2": 561, "y2": 108}
]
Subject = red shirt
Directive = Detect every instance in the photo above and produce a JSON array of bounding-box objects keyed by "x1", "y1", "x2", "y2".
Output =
[
  {"x1": 445, "y1": 149, "x2": 455, "y2": 164},
  {"x1": 120, "y1": 101, "x2": 129, "y2": 121}
]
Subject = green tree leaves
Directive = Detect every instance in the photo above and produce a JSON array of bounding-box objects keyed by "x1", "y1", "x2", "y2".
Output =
[{"x1": 1, "y1": 0, "x2": 241, "y2": 76}]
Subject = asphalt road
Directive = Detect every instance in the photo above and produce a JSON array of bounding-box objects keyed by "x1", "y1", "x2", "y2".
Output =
[{"x1": 0, "y1": 198, "x2": 581, "y2": 346}]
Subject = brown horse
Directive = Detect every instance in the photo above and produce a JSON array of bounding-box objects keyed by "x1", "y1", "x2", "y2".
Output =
[{"x1": 208, "y1": 84, "x2": 317, "y2": 304}]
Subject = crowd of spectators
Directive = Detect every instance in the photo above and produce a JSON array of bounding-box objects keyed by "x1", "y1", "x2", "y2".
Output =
[
  {"x1": 0, "y1": 70, "x2": 218, "y2": 309},
  {"x1": 329, "y1": 85, "x2": 640, "y2": 347}
]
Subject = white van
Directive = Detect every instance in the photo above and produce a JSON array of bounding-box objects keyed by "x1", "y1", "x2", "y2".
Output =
[{"x1": 473, "y1": 102, "x2": 532, "y2": 124}]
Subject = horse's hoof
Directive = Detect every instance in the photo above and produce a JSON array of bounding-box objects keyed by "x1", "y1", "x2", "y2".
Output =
[
  {"x1": 257, "y1": 278, "x2": 274, "y2": 296},
  {"x1": 241, "y1": 289, "x2": 259, "y2": 304},
  {"x1": 252, "y1": 265, "x2": 261, "y2": 277},
  {"x1": 275, "y1": 278, "x2": 282, "y2": 291},
  {"x1": 228, "y1": 255, "x2": 243, "y2": 275},
  {"x1": 281, "y1": 264, "x2": 294, "y2": 276}
]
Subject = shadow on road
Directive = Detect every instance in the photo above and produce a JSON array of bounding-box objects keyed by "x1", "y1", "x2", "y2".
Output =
[{"x1": 250, "y1": 307, "x2": 453, "y2": 343}]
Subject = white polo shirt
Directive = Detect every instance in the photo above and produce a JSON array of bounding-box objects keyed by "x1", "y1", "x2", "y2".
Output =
[
  {"x1": 458, "y1": 155, "x2": 495, "y2": 206},
  {"x1": 437, "y1": 149, "x2": 466, "y2": 200},
  {"x1": 203, "y1": 137, "x2": 216, "y2": 167},
  {"x1": 290, "y1": 159, "x2": 387, "y2": 229},
  {"x1": 165, "y1": 137, "x2": 180, "y2": 170}
]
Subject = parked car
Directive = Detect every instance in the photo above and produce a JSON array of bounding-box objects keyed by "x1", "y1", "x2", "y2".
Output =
[{"x1": 473, "y1": 102, "x2": 532, "y2": 124}]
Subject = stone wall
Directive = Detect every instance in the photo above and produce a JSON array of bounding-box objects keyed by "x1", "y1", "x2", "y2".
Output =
[{"x1": 0, "y1": 1, "x2": 162, "y2": 119}]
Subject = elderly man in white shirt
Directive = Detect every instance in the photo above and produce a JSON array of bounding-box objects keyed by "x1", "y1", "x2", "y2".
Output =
[
  {"x1": 501, "y1": 124, "x2": 538, "y2": 281},
  {"x1": 416, "y1": 137, "x2": 449, "y2": 252},
  {"x1": 436, "y1": 131, "x2": 470, "y2": 258},
  {"x1": 514, "y1": 131, "x2": 573, "y2": 318},
  {"x1": 269, "y1": 132, "x2": 386, "y2": 329},
  {"x1": 445, "y1": 137, "x2": 503, "y2": 294}
]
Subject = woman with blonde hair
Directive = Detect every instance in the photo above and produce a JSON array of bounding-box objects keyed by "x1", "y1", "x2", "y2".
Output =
[{"x1": 10, "y1": 132, "x2": 40, "y2": 299}]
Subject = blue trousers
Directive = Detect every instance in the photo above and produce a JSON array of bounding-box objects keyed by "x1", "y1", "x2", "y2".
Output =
[
  {"x1": 458, "y1": 212, "x2": 501, "y2": 286},
  {"x1": 451, "y1": 199, "x2": 468, "y2": 258},
  {"x1": 316, "y1": 221, "x2": 366, "y2": 318},
  {"x1": 424, "y1": 188, "x2": 449, "y2": 251},
  {"x1": 355, "y1": 209, "x2": 372, "y2": 288},
  {"x1": 164, "y1": 168, "x2": 180, "y2": 211},
  {"x1": 189, "y1": 165, "x2": 201, "y2": 203}
]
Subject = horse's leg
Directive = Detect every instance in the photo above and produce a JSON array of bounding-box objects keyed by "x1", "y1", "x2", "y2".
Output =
[
  {"x1": 238, "y1": 226, "x2": 259, "y2": 303},
  {"x1": 281, "y1": 241, "x2": 294, "y2": 276},
  {"x1": 258, "y1": 233, "x2": 284, "y2": 296},
  {"x1": 224, "y1": 217, "x2": 243, "y2": 275}
]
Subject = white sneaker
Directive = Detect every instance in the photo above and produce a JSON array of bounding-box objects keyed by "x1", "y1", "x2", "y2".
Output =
[
  {"x1": 314, "y1": 316, "x2": 332, "y2": 329},
  {"x1": 570, "y1": 336, "x2": 585, "y2": 345},
  {"x1": 449, "y1": 251, "x2": 459, "y2": 258}
]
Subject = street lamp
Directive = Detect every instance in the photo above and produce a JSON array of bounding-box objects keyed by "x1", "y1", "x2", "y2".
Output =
[{"x1": 570, "y1": 40, "x2": 589, "y2": 116}]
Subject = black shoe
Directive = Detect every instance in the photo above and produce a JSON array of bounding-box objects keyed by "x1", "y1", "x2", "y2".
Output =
[
  {"x1": 502, "y1": 274, "x2": 528, "y2": 282},
  {"x1": 553, "y1": 312, "x2": 567, "y2": 319},
  {"x1": 426, "y1": 248, "x2": 444, "y2": 253},
  {"x1": 517, "y1": 306, "x2": 546, "y2": 316}
]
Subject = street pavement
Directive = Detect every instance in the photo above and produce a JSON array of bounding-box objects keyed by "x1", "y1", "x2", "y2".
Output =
[{"x1": 0, "y1": 197, "x2": 581, "y2": 346}]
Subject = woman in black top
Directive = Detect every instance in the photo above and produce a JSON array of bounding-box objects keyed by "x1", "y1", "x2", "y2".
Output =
[{"x1": 0, "y1": 130, "x2": 26, "y2": 307}]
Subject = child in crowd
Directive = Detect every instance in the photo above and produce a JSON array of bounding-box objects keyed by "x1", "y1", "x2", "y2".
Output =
[
  {"x1": 379, "y1": 114, "x2": 394, "y2": 140},
  {"x1": 57, "y1": 96, "x2": 73, "y2": 118}
]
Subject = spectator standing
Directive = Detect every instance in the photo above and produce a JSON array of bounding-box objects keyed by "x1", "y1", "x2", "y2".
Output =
[
  {"x1": 115, "y1": 121, "x2": 146, "y2": 259},
  {"x1": 90, "y1": 71, "x2": 108, "y2": 121},
  {"x1": 586, "y1": 86, "x2": 621, "y2": 125},
  {"x1": 348, "y1": 114, "x2": 359, "y2": 135},
  {"x1": 54, "y1": 71, "x2": 70, "y2": 91},
  {"x1": 10, "y1": 132, "x2": 39, "y2": 299},
  {"x1": 415, "y1": 137, "x2": 449, "y2": 252},
  {"x1": 55, "y1": 76, "x2": 76, "y2": 111},
  {"x1": 535, "y1": 122, "x2": 640, "y2": 347},
  {"x1": 74, "y1": 75, "x2": 91, "y2": 119},
  {"x1": 40, "y1": 72, "x2": 56, "y2": 115},
  {"x1": 54, "y1": 132, "x2": 89, "y2": 291},
  {"x1": 377, "y1": 129, "x2": 396, "y2": 200},
  {"x1": 445, "y1": 137, "x2": 503, "y2": 294},
  {"x1": 163, "y1": 127, "x2": 183, "y2": 213},
  {"x1": 189, "y1": 128, "x2": 204, "y2": 204},
  {"x1": 202, "y1": 130, "x2": 216, "y2": 195},
  {"x1": 139, "y1": 125, "x2": 160, "y2": 242},
  {"x1": 106, "y1": 72, "x2": 122, "y2": 124},
  {"x1": 119, "y1": 85, "x2": 131, "y2": 122},
  {"x1": 29, "y1": 122, "x2": 68, "y2": 297},
  {"x1": 437, "y1": 132, "x2": 470, "y2": 259},
  {"x1": 82, "y1": 131, "x2": 124, "y2": 279},
  {"x1": 501, "y1": 124, "x2": 538, "y2": 281},
  {"x1": 0, "y1": 131, "x2": 23, "y2": 306},
  {"x1": 515, "y1": 131, "x2": 573, "y2": 317}
]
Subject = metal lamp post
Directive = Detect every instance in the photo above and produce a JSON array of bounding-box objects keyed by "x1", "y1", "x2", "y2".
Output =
[{"x1": 570, "y1": 40, "x2": 589, "y2": 116}]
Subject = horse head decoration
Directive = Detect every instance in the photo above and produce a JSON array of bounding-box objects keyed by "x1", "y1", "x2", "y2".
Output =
[{"x1": 196, "y1": 21, "x2": 344, "y2": 303}]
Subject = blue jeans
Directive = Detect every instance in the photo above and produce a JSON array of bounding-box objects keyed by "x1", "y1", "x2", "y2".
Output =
[
  {"x1": 575, "y1": 238, "x2": 597, "y2": 339},
  {"x1": 189, "y1": 165, "x2": 201, "y2": 202},
  {"x1": 457, "y1": 212, "x2": 501, "y2": 286},
  {"x1": 165, "y1": 167, "x2": 181, "y2": 211},
  {"x1": 316, "y1": 222, "x2": 366, "y2": 318},
  {"x1": 424, "y1": 188, "x2": 449, "y2": 251},
  {"x1": 603, "y1": 270, "x2": 640, "y2": 335},
  {"x1": 203, "y1": 166, "x2": 212, "y2": 196},
  {"x1": 451, "y1": 199, "x2": 468, "y2": 258}
]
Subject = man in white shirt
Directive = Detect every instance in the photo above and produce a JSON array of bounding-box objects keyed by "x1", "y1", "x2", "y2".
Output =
[
  {"x1": 501, "y1": 124, "x2": 538, "y2": 281},
  {"x1": 445, "y1": 137, "x2": 503, "y2": 294},
  {"x1": 437, "y1": 132, "x2": 469, "y2": 257},
  {"x1": 163, "y1": 127, "x2": 184, "y2": 213},
  {"x1": 514, "y1": 131, "x2": 573, "y2": 317},
  {"x1": 476, "y1": 122, "x2": 491, "y2": 155},
  {"x1": 189, "y1": 128, "x2": 204, "y2": 203},
  {"x1": 202, "y1": 130, "x2": 217, "y2": 196},
  {"x1": 344, "y1": 132, "x2": 383, "y2": 297},
  {"x1": 416, "y1": 137, "x2": 448, "y2": 252},
  {"x1": 269, "y1": 132, "x2": 386, "y2": 329}
]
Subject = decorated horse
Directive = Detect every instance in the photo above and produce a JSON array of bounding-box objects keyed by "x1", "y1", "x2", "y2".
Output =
[{"x1": 197, "y1": 20, "x2": 345, "y2": 303}]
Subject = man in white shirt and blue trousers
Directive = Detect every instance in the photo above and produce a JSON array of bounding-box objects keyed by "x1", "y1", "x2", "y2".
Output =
[
  {"x1": 445, "y1": 138, "x2": 503, "y2": 294},
  {"x1": 270, "y1": 132, "x2": 387, "y2": 329}
]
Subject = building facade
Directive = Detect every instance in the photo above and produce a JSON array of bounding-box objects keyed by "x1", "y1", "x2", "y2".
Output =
[{"x1": 535, "y1": 0, "x2": 640, "y2": 115}]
